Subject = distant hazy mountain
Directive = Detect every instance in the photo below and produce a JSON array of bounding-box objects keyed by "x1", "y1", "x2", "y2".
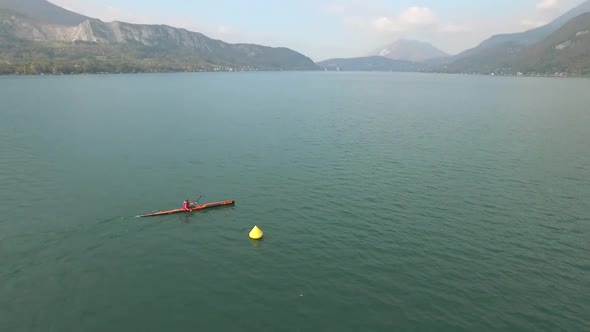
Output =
[
  {"x1": 0, "y1": 0, "x2": 318, "y2": 74},
  {"x1": 317, "y1": 56, "x2": 422, "y2": 72},
  {"x1": 445, "y1": 0, "x2": 590, "y2": 72},
  {"x1": 373, "y1": 39, "x2": 449, "y2": 62}
]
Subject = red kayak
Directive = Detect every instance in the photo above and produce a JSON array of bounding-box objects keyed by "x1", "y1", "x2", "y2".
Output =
[{"x1": 139, "y1": 200, "x2": 235, "y2": 217}]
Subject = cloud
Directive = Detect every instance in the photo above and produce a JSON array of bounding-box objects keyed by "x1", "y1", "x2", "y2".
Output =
[
  {"x1": 522, "y1": 0, "x2": 564, "y2": 29},
  {"x1": 398, "y1": 7, "x2": 438, "y2": 25},
  {"x1": 319, "y1": 3, "x2": 349, "y2": 14},
  {"x1": 217, "y1": 25, "x2": 234, "y2": 35},
  {"x1": 214, "y1": 25, "x2": 246, "y2": 43},
  {"x1": 521, "y1": 19, "x2": 549, "y2": 27},
  {"x1": 372, "y1": 7, "x2": 464, "y2": 33},
  {"x1": 536, "y1": 0, "x2": 560, "y2": 9},
  {"x1": 373, "y1": 7, "x2": 437, "y2": 32},
  {"x1": 439, "y1": 23, "x2": 467, "y2": 33}
]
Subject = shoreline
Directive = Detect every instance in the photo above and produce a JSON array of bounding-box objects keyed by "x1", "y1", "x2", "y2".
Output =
[{"x1": 1, "y1": 70, "x2": 587, "y2": 79}]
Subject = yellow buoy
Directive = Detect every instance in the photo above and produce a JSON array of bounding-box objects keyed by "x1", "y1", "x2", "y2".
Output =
[{"x1": 249, "y1": 225, "x2": 264, "y2": 240}]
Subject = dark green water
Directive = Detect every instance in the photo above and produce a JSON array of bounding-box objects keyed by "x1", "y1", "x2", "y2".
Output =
[{"x1": 1, "y1": 72, "x2": 589, "y2": 331}]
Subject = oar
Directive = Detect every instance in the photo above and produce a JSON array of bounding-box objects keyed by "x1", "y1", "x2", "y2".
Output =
[{"x1": 192, "y1": 195, "x2": 202, "y2": 206}]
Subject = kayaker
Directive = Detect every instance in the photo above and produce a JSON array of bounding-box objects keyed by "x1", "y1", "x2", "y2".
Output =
[{"x1": 182, "y1": 199, "x2": 193, "y2": 211}]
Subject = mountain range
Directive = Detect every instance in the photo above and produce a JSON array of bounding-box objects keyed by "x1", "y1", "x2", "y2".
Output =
[
  {"x1": 443, "y1": 0, "x2": 590, "y2": 74},
  {"x1": 507, "y1": 12, "x2": 590, "y2": 74},
  {"x1": 318, "y1": 39, "x2": 448, "y2": 72},
  {"x1": 0, "y1": 0, "x2": 88, "y2": 26},
  {"x1": 372, "y1": 39, "x2": 449, "y2": 63},
  {"x1": 0, "y1": 0, "x2": 318, "y2": 74},
  {"x1": 1, "y1": 0, "x2": 590, "y2": 75},
  {"x1": 321, "y1": 0, "x2": 590, "y2": 75}
]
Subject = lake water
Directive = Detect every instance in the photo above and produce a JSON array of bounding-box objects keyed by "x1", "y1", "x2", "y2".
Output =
[{"x1": 1, "y1": 72, "x2": 589, "y2": 331}]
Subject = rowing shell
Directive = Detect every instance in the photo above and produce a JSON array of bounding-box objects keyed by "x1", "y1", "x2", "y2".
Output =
[{"x1": 139, "y1": 200, "x2": 235, "y2": 217}]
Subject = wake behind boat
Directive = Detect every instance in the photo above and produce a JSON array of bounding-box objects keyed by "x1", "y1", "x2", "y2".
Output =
[{"x1": 139, "y1": 200, "x2": 235, "y2": 217}]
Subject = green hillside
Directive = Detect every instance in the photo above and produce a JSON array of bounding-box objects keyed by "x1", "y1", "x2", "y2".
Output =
[
  {"x1": 443, "y1": 0, "x2": 590, "y2": 74},
  {"x1": 510, "y1": 13, "x2": 590, "y2": 75},
  {"x1": 0, "y1": 1, "x2": 318, "y2": 74},
  {"x1": 0, "y1": 0, "x2": 88, "y2": 25}
]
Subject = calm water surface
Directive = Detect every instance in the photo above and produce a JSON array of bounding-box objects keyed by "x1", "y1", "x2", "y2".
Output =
[{"x1": 0, "y1": 72, "x2": 589, "y2": 331}]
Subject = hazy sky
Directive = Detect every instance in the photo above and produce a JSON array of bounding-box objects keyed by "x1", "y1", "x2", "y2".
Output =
[{"x1": 51, "y1": 0, "x2": 586, "y2": 61}]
